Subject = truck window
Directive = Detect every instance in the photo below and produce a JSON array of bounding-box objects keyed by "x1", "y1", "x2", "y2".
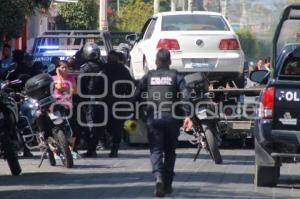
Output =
[{"x1": 279, "y1": 57, "x2": 300, "y2": 79}]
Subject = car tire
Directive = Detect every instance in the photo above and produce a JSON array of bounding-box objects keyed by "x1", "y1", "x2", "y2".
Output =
[{"x1": 255, "y1": 165, "x2": 278, "y2": 187}]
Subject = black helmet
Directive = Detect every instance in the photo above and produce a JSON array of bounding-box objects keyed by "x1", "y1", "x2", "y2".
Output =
[{"x1": 82, "y1": 42, "x2": 101, "y2": 61}]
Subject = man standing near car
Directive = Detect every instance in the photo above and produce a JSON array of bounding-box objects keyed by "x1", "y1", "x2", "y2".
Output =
[
  {"x1": 135, "y1": 48, "x2": 193, "y2": 197},
  {"x1": 80, "y1": 43, "x2": 106, "y2": 157}
]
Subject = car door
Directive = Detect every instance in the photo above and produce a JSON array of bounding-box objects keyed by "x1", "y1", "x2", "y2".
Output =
[{"x1": 130, "y1": 18, "x2": 154, "y2": 79}]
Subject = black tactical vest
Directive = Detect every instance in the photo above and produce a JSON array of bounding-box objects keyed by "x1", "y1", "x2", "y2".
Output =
[{"x1": 146, "y1": 69, "x2": 178, "y2": 114}]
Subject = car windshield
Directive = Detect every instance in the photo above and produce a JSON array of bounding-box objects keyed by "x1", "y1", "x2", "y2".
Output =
[{"x1": 161, "y1": 14, "x2": 229, "y2": 31}]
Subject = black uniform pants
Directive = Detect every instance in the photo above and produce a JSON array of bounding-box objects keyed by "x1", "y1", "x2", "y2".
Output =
[
  {"x1": 147, "y1": 114, "x2": 180, "y2": 183},
  {"x1": 85, "y1": 103, "x2": 105, "y2": 152},
  {"x1": 107, "y1": 116, "x2": 124, "y2": 146}
]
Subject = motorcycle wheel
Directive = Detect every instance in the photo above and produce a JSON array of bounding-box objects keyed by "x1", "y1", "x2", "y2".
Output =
[
  {"x1": 2, "y1": 130, "x2": 22, "y2": 175},
  {"x1": 53, "y1": 127, "x2": 73, "y2": 168},
  {"x1": 47, "y1": 149, "x2": 56, "y2": 166},
  {"x1": 202, "y1": 124, "x2": 223, "y2": 164}
]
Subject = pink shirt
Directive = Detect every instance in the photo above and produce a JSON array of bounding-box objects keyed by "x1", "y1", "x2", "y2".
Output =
[{"x1": 52, "y1": 74, "x2": 76, "y2": 109}]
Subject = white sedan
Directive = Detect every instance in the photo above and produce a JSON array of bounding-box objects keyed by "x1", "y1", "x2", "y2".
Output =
[{"x1": 127, "y1": 11, "x2": 245, "y2": 87}]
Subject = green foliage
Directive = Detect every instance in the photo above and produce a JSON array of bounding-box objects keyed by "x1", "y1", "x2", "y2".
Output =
[
  {"x1": 0, "y1": 0, "x2": 51, "y2": 40},
  {"x1": 57, "y1": 0, "x2": 98, "y2": 30},
  {"x1": 114, "y1": 0, "x2": 153, "y2": 32},
  {"x1": 236, "y1": 28, "x2": 258, "y2": 60},
  {"x1": 257, "y1": 39, "x2": 271, "y2": 60}
]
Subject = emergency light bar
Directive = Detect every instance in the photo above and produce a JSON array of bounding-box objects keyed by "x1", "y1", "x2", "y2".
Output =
[{"x1": 38, "y1": 46, "x2": 60, "y2": 49}]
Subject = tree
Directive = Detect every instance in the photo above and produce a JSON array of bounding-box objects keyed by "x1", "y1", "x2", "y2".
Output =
[
  {"x1": 236, "y1": 28, "x2": 258, "y2": 60},
  {"x1": 56, "y1": 0, "x2": 98, "y2": 30},
  {"x1": 0, "y1": 0, "x2": 51, "y2": 40},
  {"x1": 114, "y1": 0, "x2": 153, "y2": 32}
]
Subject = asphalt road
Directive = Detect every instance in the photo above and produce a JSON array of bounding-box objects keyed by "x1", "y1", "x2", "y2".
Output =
[{"x1": 1, "y1": 148, "x2": 300, "y2": 199}]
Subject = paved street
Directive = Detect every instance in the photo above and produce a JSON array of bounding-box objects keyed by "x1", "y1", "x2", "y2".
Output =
[{"x1": 1, "y1": 148, "x2": 300, "y2": 199}]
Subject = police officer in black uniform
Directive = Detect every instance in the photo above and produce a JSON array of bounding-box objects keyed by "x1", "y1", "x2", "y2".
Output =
[
  {"x1": 80, "y1": 43, "x2": 106, "y2": 157},
  {"x1": 135, "y1": 48, "x2": 193, "y2": 197},
  {"x1": 104, "y1": 50, "x2": 133, "y2": 157}
]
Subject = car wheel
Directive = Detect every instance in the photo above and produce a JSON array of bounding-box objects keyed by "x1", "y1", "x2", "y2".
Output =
[{"x1": 255, "y1": 165, "x2": 278, "y2": 187}]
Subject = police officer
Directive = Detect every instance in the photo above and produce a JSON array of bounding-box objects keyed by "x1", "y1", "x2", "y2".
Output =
[
  {"x1": 135, "y1": 48, "x2": 193, "y2": 197},
  {"x1": 104, "y1": 50, "x2": 133, "y2": 157},
  {"x1": 80, "y1": 43, "x2": 106, "y2": 157}
]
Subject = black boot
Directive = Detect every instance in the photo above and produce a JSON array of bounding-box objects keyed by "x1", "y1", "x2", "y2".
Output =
[
  {"x1": 164, "y1": 182, "x2": 173, "y2": 194},
  {"x1": 109, "y1": 144, "x2": 119, "y2": 158},
  {"x1": 163, "y1": 176, "x2": 173, "y2": 194},
  {"x1": 23, "y1": 147, "x2": 33, "y2": 158},
  {"x1": 154, "y1": 176, "x2": 165, "y2": 197},
  {"x1": 82, "y1": 150, "x2": 97, "y2": 158}
]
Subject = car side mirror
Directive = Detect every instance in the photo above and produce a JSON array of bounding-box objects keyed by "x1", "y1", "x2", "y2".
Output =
[
  {"x1": 250, "y1": 70, "x2": 270, "y2": 84},
  {"x1": 125, "y1": 33, "x2": 139, "y2": 46}
]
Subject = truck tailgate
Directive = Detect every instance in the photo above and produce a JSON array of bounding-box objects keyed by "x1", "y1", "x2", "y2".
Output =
[{"x1": 273, "y1": 82, "x2": 300, "y2": 131}]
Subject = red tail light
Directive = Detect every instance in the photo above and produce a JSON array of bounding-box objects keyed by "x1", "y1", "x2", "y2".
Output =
[
  {"x1": 219, "y1": 38, "x2": 240, "y2": 50},
  {"x1": 157, "y1": 39, "x2": 180, "y2": 50},
  {"x1": 261, "y1": 87, "x2": 275, "y2": 119}
]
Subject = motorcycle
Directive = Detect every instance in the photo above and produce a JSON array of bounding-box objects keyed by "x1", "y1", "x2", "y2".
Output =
[
  {"x1": 22, "y1": 73, "x2": 74, "y2": 168},
  {"x1": 0, "y1": 80, "x2": 23, "y2": 175},
  {"x1": 181, "y1": 72, "x2": 223, "y2": 164}
]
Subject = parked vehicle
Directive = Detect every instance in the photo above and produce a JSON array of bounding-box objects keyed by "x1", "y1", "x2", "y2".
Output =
[
  {"x1": 0, "y1": 80, "x2": 22, "y2": 175},
  {"x1": 32, "y1": 30, "x2": 113, "y2": 68},
  {"x1": 182, "y1": 72, "x2": 222, "y2": 164},
  {"x1": 24, "y1": 73, "x2": 73, "y2": 168},
  {"x1": 127, "y1": 11, "x2": 245, "y2": 88},
  {"x1": 250, "y1": 4, "x2": 300, "y2": 187}
]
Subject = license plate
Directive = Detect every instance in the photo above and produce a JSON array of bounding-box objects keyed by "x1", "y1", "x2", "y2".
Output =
[
  {"x1": 232, "y1": 122, "x2": 251, "y2": 130},
  {"x1": 192, "y1": 63, "x2": 209, "y2": 68}
]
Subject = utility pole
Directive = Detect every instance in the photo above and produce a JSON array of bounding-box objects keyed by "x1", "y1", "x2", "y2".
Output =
[
  {"x1": 171, "y1": 0, "x2": 177, "y2": 12},
  {"x1": 99, "y1": 0, "x2": 108, "y2": 30},
  {"x1": 182, "y1": 0, "x2": 186, "y2": 11},
  {"x1": 221, "y1": 0, "x2": 227, "y2": 16},
  {"x1": 154, "y1": 0, "x2": 160, "y2": 14},
  {"x1": 188, "y1": 0, "x2": 194, "y2": 11},
  {"x1": 117, "y1": 0, "x2": 120, "y2": 14}
]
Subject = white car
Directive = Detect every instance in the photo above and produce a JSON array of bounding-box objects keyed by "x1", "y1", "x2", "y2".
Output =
[{"x1": 127, "y1": 11, "x2": 245, "y2": 87}]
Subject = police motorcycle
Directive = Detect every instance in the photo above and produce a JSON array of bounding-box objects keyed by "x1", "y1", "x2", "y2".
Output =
[
  {"x1": 0, "y1": 79, "x2": 23, "y2": 175},
  {"x1": 22, "y1": 73, "x2": 74, "y2": 168},
  {"x1": 181, "y1": 72, "x2": 223, "y2": 164}
]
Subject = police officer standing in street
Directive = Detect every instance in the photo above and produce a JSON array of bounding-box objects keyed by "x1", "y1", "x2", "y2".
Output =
[
  {"x1": 104, "y1": 50, "x2": 133, "y2": 157},
  {"x1": 80, "y1": 43, "x2": 106, "y2": 157},
  {"x1": 135, "y1": 48, "x2": 193, "y2": 197}
]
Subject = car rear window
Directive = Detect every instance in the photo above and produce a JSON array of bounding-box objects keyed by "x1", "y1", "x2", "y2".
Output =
[
  {"x1": 161, "y1": 14, "x2": 229, "y2": 31},
  {"x1": 279, "y1": 57, "x2": 300, "y2": 80}
]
